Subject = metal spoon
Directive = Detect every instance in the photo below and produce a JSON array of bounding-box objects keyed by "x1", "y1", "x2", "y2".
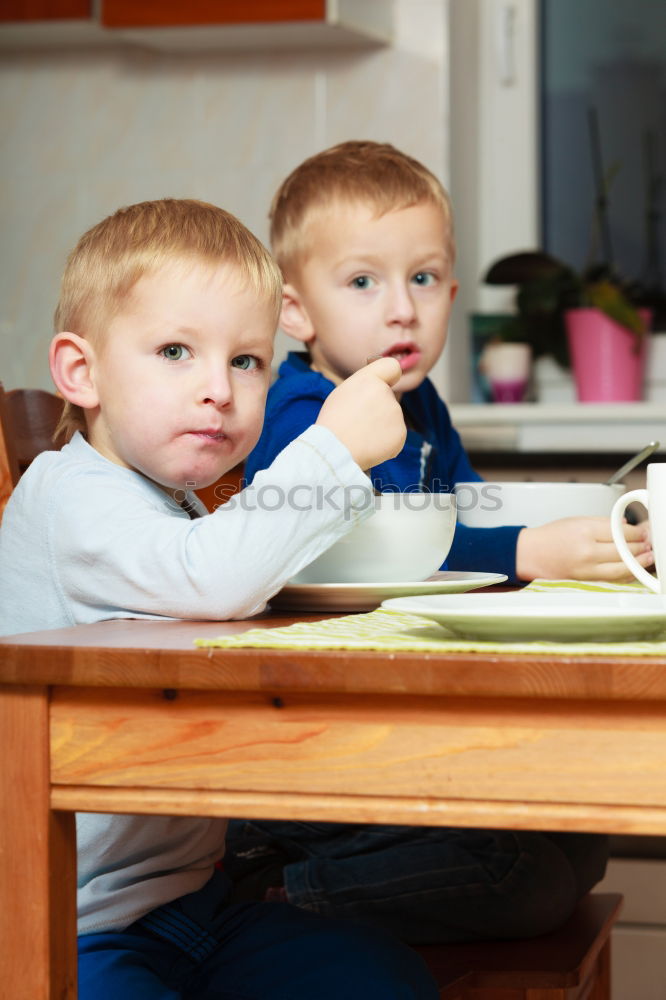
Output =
[{"x1": 605, "y1": 441, "x2": 660, "y2": 485}]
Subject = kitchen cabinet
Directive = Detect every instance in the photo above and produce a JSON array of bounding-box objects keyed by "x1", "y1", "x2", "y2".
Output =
[
  {"x1": 0, "y1": 0, "x2": 392, "y2": 50},
  {"x1": 0, "y1": 0, "x2": 89, "y2": 19},
  {"x1": 101, "y1": 1, "x2": 328, "y2": 29}
]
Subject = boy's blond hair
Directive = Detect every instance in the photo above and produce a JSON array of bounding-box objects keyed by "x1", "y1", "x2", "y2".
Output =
[
  {"x1": 270, "y1": 141, "x2": 455, "y2": 280},
  {"x1": 54, "y1": 198, "x2": 282, "y2": 440}
]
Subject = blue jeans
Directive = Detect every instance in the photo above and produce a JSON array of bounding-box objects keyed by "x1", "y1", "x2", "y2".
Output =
[
  {"x1": 225, "y1": 822, "x2": 609, "y2": 944},
  {"x1": 78, "y1": 869, "x2": 438, "y2": 999}
]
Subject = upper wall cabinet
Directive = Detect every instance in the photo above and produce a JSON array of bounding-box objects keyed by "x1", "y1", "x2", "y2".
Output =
[
  {"x1": 0, "y1": 0, "x2": 393, "y2": 50},
  {"x1": 0, "y1": 0, "x2": 90, "y2": 18}
]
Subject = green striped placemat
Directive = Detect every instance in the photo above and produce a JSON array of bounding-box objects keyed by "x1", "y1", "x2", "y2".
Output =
[
  {"x1": 524, "y1": 579, "x2": 650, "y2": 594},
  {"x1": 195, "y1": 580, "x2": 666, "y2": 655}
]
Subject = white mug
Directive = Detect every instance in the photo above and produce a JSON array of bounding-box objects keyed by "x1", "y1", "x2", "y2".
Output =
[{"x1": 611, "y1": 463, "x2": 666, "y2": 593}]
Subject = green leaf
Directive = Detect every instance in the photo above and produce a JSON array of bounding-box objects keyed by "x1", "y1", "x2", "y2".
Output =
[{"x1": 583, "y1": 281, "x2": 647, "y2": 337}]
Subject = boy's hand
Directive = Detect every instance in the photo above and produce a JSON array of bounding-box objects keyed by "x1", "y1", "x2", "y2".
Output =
[
  {"x1": 515, "y1": 516, "x2": 654, "y2": 582},
  {"x1": 316, "y1": 357, "x2": 407, "y2": 471}
]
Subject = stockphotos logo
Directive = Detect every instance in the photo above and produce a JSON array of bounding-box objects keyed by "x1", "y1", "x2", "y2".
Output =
[
  {"x1": 169, "y1": 482, "x2": 463, "y2": 518},
  {"x1": 453, "y1": 483, "x2": 503, "y2": 513},
  {"x1": 221, "y1": 485, "x2": 455, "y2": 519}
]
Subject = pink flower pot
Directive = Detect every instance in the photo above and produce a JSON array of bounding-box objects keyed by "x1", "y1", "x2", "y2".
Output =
[{"x1": 565, "y1": 308, "x2": 651, "y2": 402}]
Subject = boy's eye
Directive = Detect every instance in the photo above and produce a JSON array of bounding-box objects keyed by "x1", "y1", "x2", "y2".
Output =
[
  {"x1": 350, "y1": 275, "x2": 375, "y2": 290},
  {"x1": 412, "y1": 272, "x2": 437, "y2": 287},
  {"x1": 160, "y1": 344, "x2": 191, "y2": 361},
  {"x1": 231, "y1": 355, "x2": 260, "y2": 371}
]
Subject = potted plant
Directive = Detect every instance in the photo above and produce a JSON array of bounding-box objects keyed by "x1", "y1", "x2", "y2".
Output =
[
  {"x1": 483, "y1": 251, "x2": 650, "y2": 402},
  {"x1": 483, "y1": 110, "x2": 662, "y2": 403}
]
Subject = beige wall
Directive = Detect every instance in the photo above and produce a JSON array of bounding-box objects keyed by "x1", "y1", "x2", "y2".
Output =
[{"x1": 0, "y1": 0, "x2": 452, "y2": 394}]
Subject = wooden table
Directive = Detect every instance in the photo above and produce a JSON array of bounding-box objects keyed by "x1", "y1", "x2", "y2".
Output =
[{"x1": 3, "y1": 612, "x2": 666, "y2": 998}]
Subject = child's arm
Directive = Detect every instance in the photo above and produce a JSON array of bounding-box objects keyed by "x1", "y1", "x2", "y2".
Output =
[
  {"x1": 391, "y1": 381, "x2": 524, "y2": 580},
  {"x1": 246, "y1": 393, "x2": 323, "y2": 484},
  {"x1": 515, "y1": 516, "x2": 654, "y2": 582},
  {"x1": 42, "y1": 361, "x2": 406, "y2": 626},
  {"x1": 447, "y1": 523, "x2": 524, "y2": 580},
  {"x1": 400, "y1": 384, "x2": 654, "y2": 584},
  {"x1": 247, "y1": 358, "x2": 406, "y2": 484},
  {"x1": 315, "y1": 358, "x2": 406, "y2": 472}
]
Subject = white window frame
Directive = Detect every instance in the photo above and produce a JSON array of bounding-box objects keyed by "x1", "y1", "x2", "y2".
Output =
[{"x1": 437, "y1": 0, "x2": 540, "y2": 402}]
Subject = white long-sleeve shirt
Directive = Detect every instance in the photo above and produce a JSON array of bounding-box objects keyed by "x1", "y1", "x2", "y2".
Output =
[{"x1": 0, "y1": 426, "x2": 373, "y2": 933}]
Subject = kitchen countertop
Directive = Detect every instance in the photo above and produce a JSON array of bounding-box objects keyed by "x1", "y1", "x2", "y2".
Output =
[{"x1": 449, "y1": 402, "x2": 666, "y2": 454}]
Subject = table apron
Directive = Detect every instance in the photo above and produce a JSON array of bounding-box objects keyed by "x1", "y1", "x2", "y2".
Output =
[{"x1": 49, "y1": 686, "x2": 666, "y2": 833}]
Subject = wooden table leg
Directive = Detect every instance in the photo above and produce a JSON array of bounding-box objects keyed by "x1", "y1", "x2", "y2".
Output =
[{"x1": 0, "y1": 685, "x2": 77, "y2": 999}]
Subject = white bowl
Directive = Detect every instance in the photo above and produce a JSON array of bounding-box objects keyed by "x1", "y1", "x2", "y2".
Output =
[
  {"x1": 292, "y1": 493, "x2": 456, "y2": 584},
  {"x1": 454, "y1": 481, "x2": 626, "y2": 528}
]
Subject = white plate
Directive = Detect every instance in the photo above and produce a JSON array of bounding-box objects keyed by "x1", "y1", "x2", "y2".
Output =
[
  {"x1": 269, "y1": 572, "x2": 508, "y2": 613},
  {"x1": 381, "y1": 592, "x2": 666, "y2": 642}
]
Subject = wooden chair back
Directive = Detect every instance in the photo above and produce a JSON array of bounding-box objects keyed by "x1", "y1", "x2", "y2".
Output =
[
  {"x1": 4, "y1": 387, "x2": 66, "y2": 477},
  {"x1": 196, "y1": 463, "x2": 245, "y2": 511},
  {"x1": 0, "y1": 384, "x2": 19, "y2": 518},
  {"x1": 0, "y1": 384, "x2": 66, "y2": 521}
]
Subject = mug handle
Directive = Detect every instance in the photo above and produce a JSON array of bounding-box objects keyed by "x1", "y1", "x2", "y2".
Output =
[{"x1": 610, "y1": 489, "x2": 658, "y2": 592}]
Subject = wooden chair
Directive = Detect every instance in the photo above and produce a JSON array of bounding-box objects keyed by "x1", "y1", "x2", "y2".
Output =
[
  {"x1": 196, "y1": 463, "x2": 245, "y2": 511},
  {"x1": 412, "y1": 892, "x2": 622, "y2": 1000},
  {"x1": 0, "y1": 384, "x2": 19, "y2": 518},
  {"x1": 0, "y1": 383, "x2": 66, "y2": 520},
  {"x1": 2, "y1": 385, "x2": 66, "y2": 478}
]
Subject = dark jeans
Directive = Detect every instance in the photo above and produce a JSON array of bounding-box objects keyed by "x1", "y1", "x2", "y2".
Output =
[
  {"x1": 77, "y1": 869, "x2": 438, "y2": 999},
  {"x1": 225, "y1": 821, "x2": 610, "y2": 945}
]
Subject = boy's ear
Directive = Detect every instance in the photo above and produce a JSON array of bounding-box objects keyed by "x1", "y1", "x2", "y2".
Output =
[
  {"x1": 49, "y1": 332, "x2": 100, "y2": 409},
  {"x1": 279, "y1": 284, "x2": 315, "y2": 344}
]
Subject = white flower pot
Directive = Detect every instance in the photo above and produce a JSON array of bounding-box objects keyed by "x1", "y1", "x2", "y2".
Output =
[{"x1": 479, "y1": 342, "x2": 532, "y2": 403}]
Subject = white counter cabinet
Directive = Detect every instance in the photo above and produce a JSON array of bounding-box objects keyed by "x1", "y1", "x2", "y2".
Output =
[
  {"x1": 451, "y1": 403, "x2": 666, "y2": 456},
  {"x1": 597, "y1": 855, "x2": 666, "y2": 1000}
]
